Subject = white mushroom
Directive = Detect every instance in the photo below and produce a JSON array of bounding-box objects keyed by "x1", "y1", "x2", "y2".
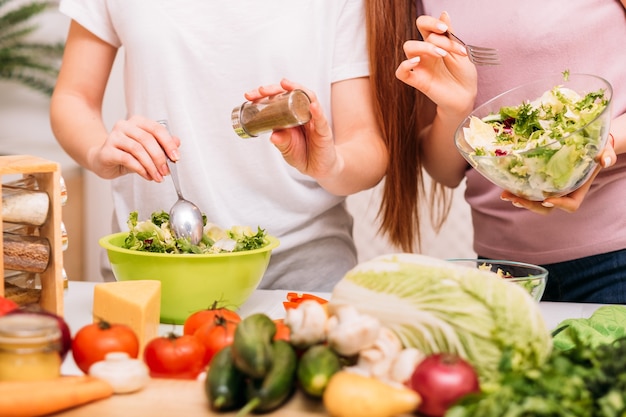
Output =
[
  {"x1": 284, "y1": 299, "x2": 328, "y2": 348},
  {"x1": 326, "y1": 304, "x2": 381, "y2": 356},
  {"x1": 352, "y1": 327, "x2": 403, "y2": 380},
  {"x1": 89, "y1": 352, "x2": 150, "y2": 394},
  {"x1": 389, "y1": 348, "x2": 425, "y2": 384}
]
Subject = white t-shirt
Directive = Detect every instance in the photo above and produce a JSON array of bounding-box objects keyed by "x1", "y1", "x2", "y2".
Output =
[{"x1": 59, "y1": 0, "x2": 370, "y2": 291}]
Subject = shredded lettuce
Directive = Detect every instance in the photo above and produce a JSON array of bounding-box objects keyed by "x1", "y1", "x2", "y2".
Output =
[
  {"x1": 329, "y1": 254, "x2": 553, "y2": 384},
  {"x1": 463, "y1": 77, "x2": 609, "y2": 200}
]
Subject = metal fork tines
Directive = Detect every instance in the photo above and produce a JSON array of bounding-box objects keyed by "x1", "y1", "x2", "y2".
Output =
[{"x1": 446, "y1": 31, "x2": 500, "y2": 66}]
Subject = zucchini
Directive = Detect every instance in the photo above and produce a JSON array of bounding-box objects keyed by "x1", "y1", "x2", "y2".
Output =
[
  {"x1": 231, "y1": 313, "x2": 276, "y2": 378},
  {"x1": 297, "y1": 344, "x2": 342, "y2": 398},
  {"x1": 237, "y1": 340, "x2": 298, "y2": 415},
  {"x1": 205, "y1": 346, "x2": 246, "y2": 411}
]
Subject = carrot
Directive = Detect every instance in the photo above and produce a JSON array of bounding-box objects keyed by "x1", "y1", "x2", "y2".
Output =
[{"x1": 0, "y1": 375, "x2": 114, "y2": 417}]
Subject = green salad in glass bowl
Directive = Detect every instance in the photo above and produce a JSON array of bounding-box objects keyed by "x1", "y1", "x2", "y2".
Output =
[
  {"x1": 446, "y1": 259, "x2": 548, "y2": 302},
  {"x1": 454, "y1": 72, "x2": 613, "y2": 201}
]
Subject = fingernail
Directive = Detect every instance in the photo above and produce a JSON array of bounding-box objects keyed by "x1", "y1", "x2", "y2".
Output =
[
  {"x1": 436, "y1": 23, "x2": 448, "y2": 32},
  {"x1": 161, "y1": 164, "x2": 169, "y2": 176},
  {"x1": 409, "y1": 56, "x2": 421, "y2": 65},
  {"x1": 170, "y1": 149, "x2": 181, "y2": 161},
  {"x1": 603, "y1": 156, "x2": 611, "y2": 167},
  {"x1": 456, "y1": 43, "x2": 468, "y2": 55},
  {"x1": 512, "y1": 202, "x2": 524, "y2": 208},
  {"x1": 542, "y1": 201, "x2": 555, "y2": 208},
  {"x1": 500, "y1": 196, "x2": 510, "y2": 202},
  {"x1": 435, "y1": 47, "x2": 448, "y2": 57}
]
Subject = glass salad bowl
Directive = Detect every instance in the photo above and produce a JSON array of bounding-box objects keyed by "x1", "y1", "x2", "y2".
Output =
[
  {"x1": 447, "y1": 259, "x2": 548, "y2": 301},
  {"x1": 454, "y1": 73, "x2": 613, "y2": 201}
]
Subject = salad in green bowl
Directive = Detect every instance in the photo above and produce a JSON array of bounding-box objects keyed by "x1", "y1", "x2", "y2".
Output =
[
  {"x1": 455, "y1": 72, "x2": 612, "y2": 201},
  {"x1": 122, "y1": 210, "x2": 269, "y2": 254}
]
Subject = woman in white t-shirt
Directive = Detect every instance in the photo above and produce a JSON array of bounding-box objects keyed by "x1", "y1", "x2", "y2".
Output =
[{"x1": 50, "y1": 1, "x2": 388, "y2": 291}]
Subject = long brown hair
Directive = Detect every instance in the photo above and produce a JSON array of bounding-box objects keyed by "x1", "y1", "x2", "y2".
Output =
[{"x1": 365, "y1": 0, "x2": 452, "y2": 253}]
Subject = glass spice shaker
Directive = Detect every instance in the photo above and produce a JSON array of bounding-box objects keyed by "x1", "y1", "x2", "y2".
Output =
[
  {"x1": 0, "y1": 313, "x2": 62, "y2": 381},
  {"x1": 231, "y1": 89, "x2": 312, "y2": 138}
]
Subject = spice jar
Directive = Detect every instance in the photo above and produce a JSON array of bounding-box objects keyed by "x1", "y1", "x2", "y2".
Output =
[
  {"x1": 0, "y1": 313, "x2": 62, "y2": 381},
  {"x1": 1, "y1": 184, "x2": 50, "y2": 226},
  {"x1": 231, "y1": 89, "x2": 312, "y2": 138},
  {"x1": 3, "y1": 232, "x2": 51, "y2": 273}
]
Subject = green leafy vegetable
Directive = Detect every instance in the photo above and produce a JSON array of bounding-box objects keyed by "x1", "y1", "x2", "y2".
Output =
[
  {"x1": 329, "y1": 254, "x2": 553, "y2": 385},
  {"x1": 552, "y1": 305, "x2": 626, "y2": 351},
  {"x1": 448, "y1": 336, "x2": 626, "y2": 417},
  {"x1": 122, "y1": 210, "x2": 268, "y2": 254}
]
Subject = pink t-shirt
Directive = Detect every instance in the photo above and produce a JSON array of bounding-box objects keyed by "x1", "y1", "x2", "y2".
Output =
[{"x1": 422, "y1": 0, "x2": 626, "y2": 264}]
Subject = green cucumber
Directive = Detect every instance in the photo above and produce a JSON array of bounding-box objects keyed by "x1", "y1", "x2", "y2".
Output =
[
  {"x1": 297, "y1": 344, "x2": 342, "y2": 398},
  {"x1": 205, "y1": 346, "x2": 246, "y2": 411},
  {"x1": 231, "y1": 313, "x2": 276, "y2": 379},
  {"x1": 237, "y1": 340, "x2": 298, "y2": 416}
]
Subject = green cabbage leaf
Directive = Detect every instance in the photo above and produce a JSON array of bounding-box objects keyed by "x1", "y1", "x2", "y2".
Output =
[{"x1": 329, "y1": 254, "x2": 553, "y2": 384}]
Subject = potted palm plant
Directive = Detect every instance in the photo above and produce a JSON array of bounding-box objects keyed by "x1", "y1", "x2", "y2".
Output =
[{"x1": 0, "y1": 0, "x2": 64, "y2": 97}]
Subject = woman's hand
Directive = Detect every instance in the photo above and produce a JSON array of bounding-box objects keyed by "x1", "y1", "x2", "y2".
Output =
[
  {"x1": 90, "y1": 115, "x2": 181, "y2": 182},
  {"x1": 395, "y1": 12, "x2": 477, "y2": 117},
  {"x1": 501, "y1": 134, "x2": 617, "y2": 214},
  {"x1": 244, "y1": 78, "x2": 341, "y2": 181}
]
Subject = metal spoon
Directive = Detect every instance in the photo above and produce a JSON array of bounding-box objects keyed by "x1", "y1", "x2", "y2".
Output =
[{"x1": 157, "y1": 120, "x2": 204, "y2": 244}]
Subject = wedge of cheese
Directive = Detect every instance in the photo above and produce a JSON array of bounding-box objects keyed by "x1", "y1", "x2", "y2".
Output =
[{"x1": 92, "y1": 280, "x2": 161, "y2": 356}]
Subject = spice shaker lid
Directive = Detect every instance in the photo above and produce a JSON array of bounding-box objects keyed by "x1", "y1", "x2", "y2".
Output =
[{"x1": 231, "y1": 104, "x2": 255, "y2": 139}]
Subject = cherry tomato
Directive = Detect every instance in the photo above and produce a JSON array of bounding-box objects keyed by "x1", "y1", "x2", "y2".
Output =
[
  {"x1": 273, "y1": 319, "x2": 290, "y2": 342},
  {"x1": 183, "y1": 303, "x2": 241, "y2": 336},
  {"x1": 144, "y1": 333, "x2": 206, "y2": 379},
  {"x1": 0, "y1": 296, "x2": 18, "y2": 316},
  {"x1": 193, "y1": 316, "x2": 237, "y2": 366},
  {"x1": 408, "y1": 353, "x2": 480, "y2": 417},
  {"x1": 71, "y1": 320, "x2": 140, "y2": 374}
]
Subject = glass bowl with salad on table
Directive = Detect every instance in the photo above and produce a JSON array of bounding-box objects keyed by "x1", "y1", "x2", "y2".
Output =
[
  {"x1": 454, "y1": 72, "x2": 613, "y2": 201},
  {"x1": 99, "y1": 210, "x2": 279, "y2": 324},
  {"x1": 446, "y1": 259, "x2": 548, "y2": 302}
]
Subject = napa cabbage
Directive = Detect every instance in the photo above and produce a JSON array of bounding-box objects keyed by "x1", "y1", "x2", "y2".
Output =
[{"x1": 329, "y1": 254, "x2": 553, "y2": 384}]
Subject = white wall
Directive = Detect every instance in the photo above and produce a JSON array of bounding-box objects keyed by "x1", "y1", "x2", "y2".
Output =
[{"x1": 1, "y1": 4, "x2": 475, "y2": 283}]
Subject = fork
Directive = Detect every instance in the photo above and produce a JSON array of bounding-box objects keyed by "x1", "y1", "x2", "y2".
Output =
[{"x1": 446, "y1": 31, "x2": 500, "y2": 66}]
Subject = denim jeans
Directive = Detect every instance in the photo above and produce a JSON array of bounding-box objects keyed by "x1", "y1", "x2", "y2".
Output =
[
  {"x1": 478, "y1": 249, "x2": 626, "y2": 304},
  {"x1": 540, "y1": 249, "x2": 626, "y2": 304}
]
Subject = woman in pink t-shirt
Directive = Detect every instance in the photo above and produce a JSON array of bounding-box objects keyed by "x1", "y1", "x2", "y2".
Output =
[{"x1": 387, "y1": 0, "x2": 626, "y2": 303}]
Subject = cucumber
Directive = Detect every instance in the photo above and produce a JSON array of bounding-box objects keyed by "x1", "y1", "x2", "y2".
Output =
[
  {"x1": 237, "y1": 340, "x2": 298, "y2": 415},
  {"x1": 231, "y1": 313, "x2": 276, "y2": 379},
  {"x1": 297, "y1": 344, "x2": 342, "y2": 398},
  {"x1": 205, "y1": 346, "x2": 246, "y2": 411}
]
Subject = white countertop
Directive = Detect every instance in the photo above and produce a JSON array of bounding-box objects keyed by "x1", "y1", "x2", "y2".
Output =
[{"x1": 60, "y1": 281, "x2": 605, "y2": 375}]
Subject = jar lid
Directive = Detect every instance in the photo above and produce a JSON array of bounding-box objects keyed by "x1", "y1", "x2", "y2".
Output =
[{"x1": 0, "y1": 314, "x2": 61, "y2": 345}]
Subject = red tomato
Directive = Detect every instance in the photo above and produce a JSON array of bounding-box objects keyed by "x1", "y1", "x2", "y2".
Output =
[
  {"x1": 71, "y1": 320, "x2": 140, "y2": 374},
  {"x1": 144, "y1": 333, "x2": 206, "y2": 379},
  {"x1": 193, "y1": 316, "x2": 237, "y2": 366},
  {"x1": 408, "y1": 353, "x2": 480, "y2": 417},
  {"x1": 0, "y1": 297, "x2": 18, "y2": 317},
  {"x1": 273, "y1": 319, "x2": 290, "y2": 342},
  {"x1": 183, "y1": 303, "x2": 241, "y2": 336}
]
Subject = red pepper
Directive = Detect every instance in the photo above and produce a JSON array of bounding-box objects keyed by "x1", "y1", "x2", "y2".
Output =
[{"x1": 286, "y1": 292, "x2": 328, "y2": 304}]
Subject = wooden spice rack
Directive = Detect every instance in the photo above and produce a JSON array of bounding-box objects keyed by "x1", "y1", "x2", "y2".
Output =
[{"x1": 1, "y1": 155, "x2": 64, "y2": 316}]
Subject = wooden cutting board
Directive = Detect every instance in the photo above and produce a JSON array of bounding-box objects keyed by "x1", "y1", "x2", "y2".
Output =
[{"x1": 53, "y1": 378, "x2": 328, "y2": 417}]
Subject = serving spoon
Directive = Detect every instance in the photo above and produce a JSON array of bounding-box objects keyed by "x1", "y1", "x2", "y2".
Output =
[{"x1": 157, "y1": 120, "x2": 204, "y2": 245}]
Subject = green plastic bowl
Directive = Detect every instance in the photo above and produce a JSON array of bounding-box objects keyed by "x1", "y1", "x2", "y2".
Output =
[{"x1": 99, "y1": 232, "x2": 280, "y2": 324}]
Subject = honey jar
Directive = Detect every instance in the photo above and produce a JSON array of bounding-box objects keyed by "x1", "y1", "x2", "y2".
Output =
[{"x1": 0, "y1": 313, "x2": 62, "y2": 381}]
